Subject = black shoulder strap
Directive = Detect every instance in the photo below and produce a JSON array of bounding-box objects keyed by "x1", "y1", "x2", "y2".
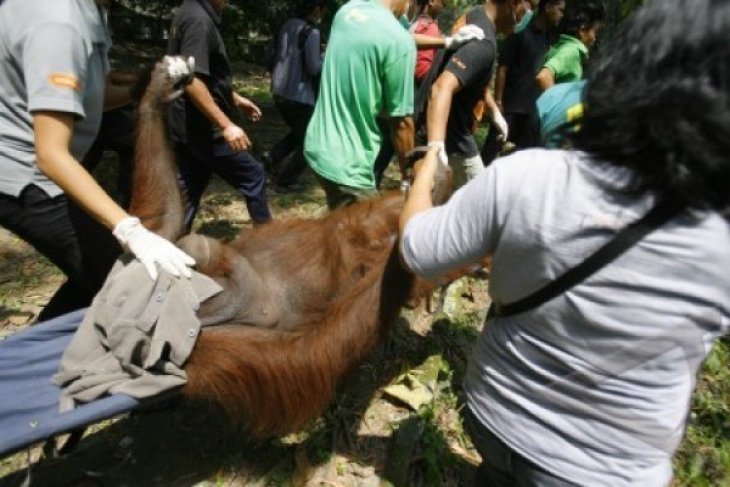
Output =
[{"x1": 490, "y1": 199, "x2": 686, "y2": 318}]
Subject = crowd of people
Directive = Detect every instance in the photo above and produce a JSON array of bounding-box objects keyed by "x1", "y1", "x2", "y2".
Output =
[{"x1": 0, "y1": 0, "x2": 728, "y2": 485}]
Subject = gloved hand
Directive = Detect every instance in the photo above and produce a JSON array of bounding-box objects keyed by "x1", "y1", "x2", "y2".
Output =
[
  {"x1": 163, "y1": 55, "x2": 195, "y2": 100},
  {"x1": 113, "y1": 216, "x2": 195, "y2": 281},
  {"x1": 427, "y1": 140, "x2": 449, "y2": 166},
  {"x1": 444, "y1": 24, "x2": 485, "y2": 50},
  {"x1": 491, "y1": 109, "x2": 509, "y2": 142}
]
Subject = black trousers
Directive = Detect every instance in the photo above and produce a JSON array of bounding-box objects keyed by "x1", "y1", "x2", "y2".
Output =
[
  {"x1": 464, "y1": 407, "x2": 579, "y2": 486},
  {"x1": 175, "y1": 139, "x2": 272, "y2": 229},
  {"x1": 0, "y1": 185, "x2": 121, "y2": 321},
  {"x1": 480, "y1": 112, "x2": 538, "y2": 167},
  {"x1": 269, "y1": 97, "x2": 315, "y2": 186}
]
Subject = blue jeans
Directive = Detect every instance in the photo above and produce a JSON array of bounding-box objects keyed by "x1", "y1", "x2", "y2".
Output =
[
  {"x1": 464, "y1": 407, "x2": 579, "y2": 486},
  {"x1": 174, "y1": 139, "x2": 272, "y2": 228}
]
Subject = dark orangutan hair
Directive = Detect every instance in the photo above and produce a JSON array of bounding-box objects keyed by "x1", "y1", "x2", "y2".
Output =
[
  {"x1": 572, "y1": 0, "x2": 730, "y2": 217},
  {"x1": 559, "y1": 0, "x2": 605, "y2": 37},
  {"x1": 130, "y1": 60, "x2": 455, "y2": 437}
]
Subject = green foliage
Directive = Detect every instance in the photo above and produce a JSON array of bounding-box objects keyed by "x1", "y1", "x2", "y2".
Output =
[{"x1": 674, "y1": 340, "x2": 730, "y2": 486}]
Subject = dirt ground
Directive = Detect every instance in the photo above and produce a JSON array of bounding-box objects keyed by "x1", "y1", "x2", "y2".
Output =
[{"x1": 0, "y1": 59, "x2": 492, "y2": 486}]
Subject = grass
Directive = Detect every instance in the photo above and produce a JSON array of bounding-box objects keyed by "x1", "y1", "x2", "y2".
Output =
[{"x1": 674, "y1": 339, "x2": 730, "y2": 486}]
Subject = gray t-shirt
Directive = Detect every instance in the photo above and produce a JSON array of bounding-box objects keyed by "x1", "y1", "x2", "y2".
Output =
[
  {"x1": 402, "y1": 149, "x2": 730, "y2": 486},
  {"x1": 0, "y1": 0, "x2": 110, "y2": 198}
]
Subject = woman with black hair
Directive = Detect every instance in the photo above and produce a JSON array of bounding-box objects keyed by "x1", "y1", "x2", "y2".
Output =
[
  {"x1": 535, "y1": 0, "x2": 605, "y2": 91},
  {"x1": 400, "y1": 0, "x2": 730, "y2": 484}
]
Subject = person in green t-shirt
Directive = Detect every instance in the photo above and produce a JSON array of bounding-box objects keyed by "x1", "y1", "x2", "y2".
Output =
[
  {"x1": 304, "y1": 0, "x2": 415, "y2": 210},
  {"x1": 535, "y1": 0, "x2": 604, "y2": 91}
]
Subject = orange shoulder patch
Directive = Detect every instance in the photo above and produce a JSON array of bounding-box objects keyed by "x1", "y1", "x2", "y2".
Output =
[
  {"x1": 48, "y1": 73, "x2": 81, "y2": 91},
  {"x1": 452, "y1": 56, "x2": 467, "y2": 70}
]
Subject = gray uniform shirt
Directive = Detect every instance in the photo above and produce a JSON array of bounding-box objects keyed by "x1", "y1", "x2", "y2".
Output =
[
  {"x1": 402, "y1": 149, "x2": 730, "y2": 486},
  {"x1": 0, "y1": 0, "x2": 110, "y2": 198}
]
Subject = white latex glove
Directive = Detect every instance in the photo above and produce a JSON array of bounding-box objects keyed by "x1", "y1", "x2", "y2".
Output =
[
  {"x1": 444, "y1": 24, "x2": 485, "y2": 50},
  {"x1": 427, "y1": 141, "x2": 449, "y2": 166},
  {"x1": 113, "y1": 217, "x2": 195, "y2": 281},
  {"x1": 491, "y1": 109, "x2": 509, "y2": 142},
  {"x1": 161, "y1": 55, "x2": 195, "y2": 101}
]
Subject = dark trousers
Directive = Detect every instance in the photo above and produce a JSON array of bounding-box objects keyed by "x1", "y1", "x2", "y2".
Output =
[
  {"x1": 270, "y1": 97, "x2": 314, "y2": 186},
  {"x1": 480, "y1": 112, "x2": 538, "y2": 167},
  {"x1": 373, "y1": 117, "x2": 395, "y2": 189},
  {"x1": 0, "y1": 185, "x2": 121, "y2": 321},
  {"x1": 82, "y1": 108, "x2": 135, "y2": 209},
  {"x1": 174, "y1": 139, "x2": 272, "y2": 229},
  {"x1": 464, "y1": 407, "x2": 578, "y2": 486}
]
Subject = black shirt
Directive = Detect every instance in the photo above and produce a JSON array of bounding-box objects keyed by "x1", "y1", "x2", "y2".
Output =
[
  {"x1": 167, "y1": 0, "x2": 236, "y2": 145},
  {"x1": 442, "y1": 7, "x2": 497, "y2": 157},
  {"x1": 499, "y1": 19, "x2": 557, "y2": 114}
]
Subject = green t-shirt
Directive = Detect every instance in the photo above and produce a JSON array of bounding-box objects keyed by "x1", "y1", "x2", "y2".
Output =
[
  {"x1": 542, "y1": 34, "x2": 588, "y2": 84},
  {"x1": 304, "y1": 0, "x2": 416, "y2": 189}
]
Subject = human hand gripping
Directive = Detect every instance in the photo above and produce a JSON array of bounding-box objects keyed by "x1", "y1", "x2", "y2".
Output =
[
  {"x1": 412, "y1": 147, "x2": 441, "y2": 192},
  {"x1": 491, "y1": 109, "x2": 509, "y2": 142},
  {"x1": 444, "y1": 24, "x2": 485, "y2": 50},
  {"x1": 162, "y1": 55, "x2": 196, "y2": 100},
  {"x1": 113, "y1": 217, "x2": 195, "y2": 280},
  {"x1": 426, "y1": 140, "x2": 449, "y2": 166}
]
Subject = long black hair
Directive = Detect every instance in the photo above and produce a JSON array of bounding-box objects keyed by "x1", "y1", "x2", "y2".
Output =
[{"x1": 572, "y1": 0, "x2": 730, "y2": 217}]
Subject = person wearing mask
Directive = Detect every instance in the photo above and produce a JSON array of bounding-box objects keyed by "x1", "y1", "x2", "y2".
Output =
[
  {"x1": 481, "y1": 0, "x2": 565, "y2": 164},
  {"x1": 400, "y1": 0, "x2": 730, "y2": 484},
  {"x1": 0, "y1": 0, "x2": 194, "y2": 321}
]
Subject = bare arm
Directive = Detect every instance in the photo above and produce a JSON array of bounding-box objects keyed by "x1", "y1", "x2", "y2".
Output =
[
  {"x1": 390, "y1": 115, "x2": 415, "y2": 179},
  {"x1": 427, "y1": 70, "x2": 462, "y2": 143},
  {"x1": 413, "y1": 33, "x2": 446, "y2": 49},
  {"x1": 34, "y1": 111, "x2": 127, "y2": 229},
  {"x1": 536, "y1": 67, "x2": 555, "y2": 92},
  {"x1": 494, "y1": 65, "x2": 508, "y2": 110},
  {"x1": 185, "y1": 76, "x2": 250, "y2": 151},
  {"x1": 399, "y1": 148, "x2": 439, "y2": 246},
  {"x1": 233, "y1": 92, "x2": 262, "y2": 122}
]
